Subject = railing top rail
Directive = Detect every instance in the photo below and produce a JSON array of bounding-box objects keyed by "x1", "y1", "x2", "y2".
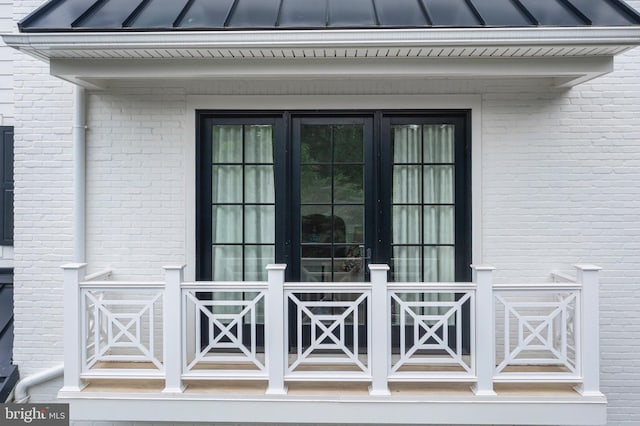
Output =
[
  {"x1": 79, "y1": 280, "x2": 165, "y2": 289},
  {"x1": 494, "y1": 282, "x2": 582, "y2": 291},
  {"x1": 389, "y1": 282, "x2": 475, "y2": 291},
  {"x1": 284, "y1": 282, "x2": 371, "y2": 291},
  {"x1": 182, "y1": 281, "x2": 268, "y2": 290}
]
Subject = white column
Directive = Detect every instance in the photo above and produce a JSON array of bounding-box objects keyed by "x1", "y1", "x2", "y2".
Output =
[
  {"x1": 266, "y1": 264, "x2": 287, "y2": 395},
  {"x1": 369, "y1": 264, "x2": 390, "y2": 396},
  {"x1": 163, "y1": 265, "x2": 186, "y2": 393},
  {"x1": 472, "y1": 265, "x2": 496, "y2": 396},
  {"x1": 61, "y1": 263, "x2": 87, "y2": 392},
  {"x1": 575, "y1": 264, "x2": 603, "y2": 396}
]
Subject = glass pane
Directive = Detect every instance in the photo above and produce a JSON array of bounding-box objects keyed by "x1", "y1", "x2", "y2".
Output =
[
  {"x1": 245, "y1": 166, "x2": 275, "y2": 203},
  {"x1": 392, "y1": 206, "x2": 421, "y2": 244},
  {"x1": 334, "y1": 165, "x2": 363, "y2": 203},
  {"x1": 424, "y1": 206, "x2": 454, "y2": 245},
  {"x1": 335, "y1": 245, "x2": 364, "y2": 282},
  {"x1": 245, "y1": 206, "x2": 275, "y2": 244},
  {"x1": 212, "y1": 125, "x2": 242, "y2": 163},
  {"x1": 212, "y1": 245, "x2": 242, "y2": 281},
  {"x1": 393, "y1": 166, "x2": 421, "y2": 203},
  {"x1": 301, "y1": 245, "x2": 332, "y2": 282},
  {"x1": 424, "y1": 246, "x2": 455, "y2": 282},
  {"x1": 393, "y1": 125, "x2": 421, "y2": 163},
  {"x1": 301, "y1": 165, "x2": 331, "y2": 203},
  {"x1": 244, "y1": 125, "x2": 274, "y2": 163},
  {"x1": 424, "y1": 166, "x2": 454, "y2": 204},
  {"x1": 245, "y1": 245, "x2": 275, "y2": 281},
  {"x1": 334, "y1": 205, "x2": 364, "y2": 244},
  {"x1": 334, "y1": 125, "x2": 364, "y2": 163},
  {"x1": 212, "y1": 206, "x2": 242, "y2": 243},
  {"x1": 301, "y1": 125, "x2": 331, "y2": 163},
  {"x1": 301, "y1": 206, "x2": 332, "y2": 243},
  {"x1": 212, "y1": 165, "x2": 242, "y2": 203},
  {"x1": 423, "y1": 124, "x2": 454, "y2": 163},
  {"x1": 392, "y1": 246, "x2": 421, "y2": 282}
]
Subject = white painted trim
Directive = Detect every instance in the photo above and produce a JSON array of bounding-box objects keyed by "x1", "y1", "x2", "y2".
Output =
[
  {"x1": 184, "y1": 94, "x2": 483, "y2": 275},
  {"x1": 59, "y1": 393, "x2": 607, "y2": 425},
  {"x1": 5, "y1": 27, "x2": 640, "y2": 52}
]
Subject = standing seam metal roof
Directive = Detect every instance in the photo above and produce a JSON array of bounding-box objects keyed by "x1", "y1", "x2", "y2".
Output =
[{"x1": 18, "y1": 0, "x2": 640, "y2": 32}]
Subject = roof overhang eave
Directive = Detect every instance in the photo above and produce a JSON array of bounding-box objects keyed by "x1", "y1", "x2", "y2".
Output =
[
  {"x1": 4, "y1": 27, "x2": 640, "y2": 57},
  {"x1": 3, "y1": 27, "x2": 640, "y2": 88}
]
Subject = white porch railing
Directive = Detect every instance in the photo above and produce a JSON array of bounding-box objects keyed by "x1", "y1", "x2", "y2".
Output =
[{"x1": 60, "y1": 263, "x2": 602, "y2": 397}]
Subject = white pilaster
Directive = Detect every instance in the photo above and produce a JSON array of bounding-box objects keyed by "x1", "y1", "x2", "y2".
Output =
[
  {"x1": 472, "y1": 265, "x2": 497, "y2": 396},
  {"x1": 266, "y1": 264, "x2": 287, "y2": 395},
  {"x1": 60, "y1": 263, "x2": 87, "y2": 392},
  {"x1": 575, "y1": 264, "x2": 603, "y2": 397},
  {"x1": 369, "y1": 264, "x2": 391, "y2": 396},
  {"x1": 163, "y1": 265, "x2": 186, "y2": 393}
]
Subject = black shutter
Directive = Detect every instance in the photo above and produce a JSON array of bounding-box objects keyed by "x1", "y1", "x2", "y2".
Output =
[{"x1": 0, "y1": 127, "x2": 13, "y2": 245}]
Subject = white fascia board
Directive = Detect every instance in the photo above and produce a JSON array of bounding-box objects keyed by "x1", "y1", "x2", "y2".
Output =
[
  {"x1": 3, "y1": 27, "x2": 640, "y2": 56},
  {"x1": 48, "y1": 56, "x2": 613, "y2": 89}
]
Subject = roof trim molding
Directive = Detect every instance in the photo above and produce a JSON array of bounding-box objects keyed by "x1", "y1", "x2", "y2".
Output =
[
  {"x1": 3, "y1": 27, "x2": 640, "y2": 88},
  {"x1": 4, "y1": 27, "x2": 640, "y2": 55}
]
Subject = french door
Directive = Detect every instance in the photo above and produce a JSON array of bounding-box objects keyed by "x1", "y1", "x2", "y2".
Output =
[{"x1": 196, "y1": 111, "x2": 471, "y2": 283}]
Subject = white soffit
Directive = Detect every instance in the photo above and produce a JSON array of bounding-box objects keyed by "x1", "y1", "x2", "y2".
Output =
[{"x1": 3, "y1": 27, "x2": 640, "y2": 88}]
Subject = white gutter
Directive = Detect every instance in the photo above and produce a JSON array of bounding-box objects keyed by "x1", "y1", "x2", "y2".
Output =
[
  {"x1": 14, "y1": 365, "x2": 64, "y2": 403},
  {"x1": 72, "y1": 85, "x2": 86, "y2": 263},
  {"x1": 3, "y1": 27, "x2": 640, "y2": 56}
]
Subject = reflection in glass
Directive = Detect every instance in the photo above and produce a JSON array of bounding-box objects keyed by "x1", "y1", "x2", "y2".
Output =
[
  {"x1": 301, "y1": 165, "x2": 332, "y2": 203},
  {"x1": 334, "y1": 125, "x2": 363, "y2": 163},
  {"x1": 333, "y1": 205, "x2": 364, "y2": 243},
  {"x1": 301, "y1": 125, "x2": 331, "y2": 163},
  {"x1": 301, "y1": 245, "x2": 332, "y2": 282},
  {"x1": 334, "y1": 165, "x2": 363, "y2": 203}
]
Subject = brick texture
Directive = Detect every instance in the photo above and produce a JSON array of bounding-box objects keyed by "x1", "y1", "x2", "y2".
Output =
[{"x1": 10, "y1": 0, "x2": 640, "y2": 425}]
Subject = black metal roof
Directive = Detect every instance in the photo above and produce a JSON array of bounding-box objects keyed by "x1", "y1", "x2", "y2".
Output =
[{"x1": 18, "y1": 0, "x2": 640, "y2": 32}]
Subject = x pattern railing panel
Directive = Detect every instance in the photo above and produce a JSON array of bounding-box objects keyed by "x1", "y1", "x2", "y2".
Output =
[
  {"x1": 495, "y1": 290, "x2": 580, "y2": 376},
  {"x1": 183, "y1": 290, "x2": 266, "y2": 373},
  {"x1": 389, "y1": 291, "x2": 474, "y2": 376},
  {"x1": 82, "y1": 289, "x2": 164, "y2": 371},
  {"x1": 286, "y1": 290, "x2": 370, "y2": 377}
]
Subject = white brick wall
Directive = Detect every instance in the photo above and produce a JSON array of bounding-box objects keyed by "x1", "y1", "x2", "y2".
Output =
[{"x1": 11, "y1": 1, "x2": 640, "y2": 425}]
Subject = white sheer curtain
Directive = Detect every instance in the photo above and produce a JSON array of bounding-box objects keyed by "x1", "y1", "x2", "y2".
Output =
[
  {"x1": 212, "y1": 125, "x2": 275, "y2": 282},
  {"x1": 392, "y1": 124, "x2": 455, "y2": 283}
]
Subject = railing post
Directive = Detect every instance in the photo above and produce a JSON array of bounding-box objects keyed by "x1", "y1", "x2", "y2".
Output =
[
  {"x1": 163, "y1": 265, "x2": 186, "y2": 393},
  {"x1": 575, "y1": 264, "x2": 603, "y2": 396},
  {"x1": 61, "y1": 263, "x2": 87, "y2": 392},
  {"x1": 472, "y1": 265, "x2": 497, "y2": 396},
  {"x1": 369, "y1": 264, "x2": 390, "y2": 396},
  {"x1": 266, "y1": 264, "x2": 287, "y2": 395}
]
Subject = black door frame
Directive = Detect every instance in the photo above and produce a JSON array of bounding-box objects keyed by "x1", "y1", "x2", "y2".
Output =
[{"x1": 196, "y1": 109, "x2": 471, "y2": 283}]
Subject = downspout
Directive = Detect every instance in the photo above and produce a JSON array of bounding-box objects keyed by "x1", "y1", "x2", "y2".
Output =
[
  {"x1": 73, "y1": 85, "x2": 86, "y2": 262},
  {"x1": 14, "y1": 86, "x2": 86, "y2": 402},
  {"x1": 13, "y1": 365, "x2": 64, "y2": 403}
]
